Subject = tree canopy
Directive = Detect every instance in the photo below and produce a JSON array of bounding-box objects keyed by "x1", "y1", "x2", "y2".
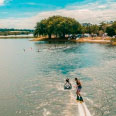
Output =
[
  {"x1": 106, "y1": 21, "x2": 116, "y2": 36},
  {"x1": 34, "y1": 16, "x2": 82, "y2": 38},
  {"x1": 34, "y1": 15, "x2": 116, "y2": 38},
  {"x1": 82, "y1": 21, "x2": 116, "y2": 36},
  {"x1": 82, "y1": 25, "x2": 99, "y2": 34}
]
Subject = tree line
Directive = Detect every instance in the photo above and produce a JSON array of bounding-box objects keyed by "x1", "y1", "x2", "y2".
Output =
[
  {"x1": 34, "y1": 15, "x2": 116, "y2": 38},
  {"x1": 0, "y1": 29, "x2": 34, "y2": 36},
  {"x1": 0, "y1": 28, "x2": 34, "y2": 32},
  {"x1": 82, "y1": 22, "x2": 116, "y2": 37}
]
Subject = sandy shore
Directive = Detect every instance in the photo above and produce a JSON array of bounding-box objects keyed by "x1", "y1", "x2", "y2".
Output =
[
  {"x1": 32, "y1": 37, "x2": 112, "y2": 44},
  {"x1": 31, "y1": 37, "x2": 48, "y2": 41},
  {"x1": 111, "y1": 42, "x2": 116, "y2": 45},
  {"x1": 31, "y1": 37, "x2": 69, "y2": 42},
  {"x1": 71, "y1": 37, "x2": 111, "y2": 44}
]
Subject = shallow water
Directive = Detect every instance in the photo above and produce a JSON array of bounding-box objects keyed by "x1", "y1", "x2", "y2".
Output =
[{"x1": 0, "y1": 39, "x2": 116, "y2": 116}]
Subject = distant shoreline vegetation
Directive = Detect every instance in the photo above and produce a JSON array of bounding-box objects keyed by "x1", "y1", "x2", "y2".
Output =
[
  {"x1": 34, "y1": 15, "x2": 116, "y2": 39},
  {"x1": 0, "y1": 29, "x2": 34, "y2": 36},
  {"x1": 0, "y1": 16, "x2": 116, "y2": 40}
]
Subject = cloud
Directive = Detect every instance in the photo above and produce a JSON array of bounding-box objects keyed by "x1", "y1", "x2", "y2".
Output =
[
  {"x1": 0, "y1": 0, "x2": 11, "y2": 5},
  {"x1": 0, "y1": 1, "x2": 116, "y2": 29},
  {"x1": 0, "y1": 0, "x2": 4, "y2": 5}
]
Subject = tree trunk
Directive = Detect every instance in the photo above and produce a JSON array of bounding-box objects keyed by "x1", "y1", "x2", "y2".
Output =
[
  {"x1": 48, "y1": 34, "x2": 51, "y2": 39},
  {"x1": 56, "y1": 34, "x2": 58, "y2": 38},
  {"x1": 63, "y1": 33, "x2": 65, "y2": 38}
]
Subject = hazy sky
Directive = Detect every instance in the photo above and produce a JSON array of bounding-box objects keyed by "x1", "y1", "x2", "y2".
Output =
[{"x1": 0, "y1": 0, "x2": 116, "y2": 29}]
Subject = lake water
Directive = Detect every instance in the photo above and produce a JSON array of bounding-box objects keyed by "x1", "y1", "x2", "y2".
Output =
[{"x1": 0, "y1": 39, "x2": 116, "y2": 116}]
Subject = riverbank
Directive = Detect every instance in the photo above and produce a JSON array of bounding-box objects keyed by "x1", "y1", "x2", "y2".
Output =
[
  {"x1": 72, "y1": 37, "x2": 111, "y2": 44},
  {"x1": 0, "y1": 34, "x2": 34, "y2": 39},
  {"x1": 0, "y1": 37, "x2": 34, "y2": 39},
  {"x1": 31, "y1": 37, "x2": 70, "y2": 42},
  {"x1": 32, "y1": 37, "x2": 112, "y2": 44}
]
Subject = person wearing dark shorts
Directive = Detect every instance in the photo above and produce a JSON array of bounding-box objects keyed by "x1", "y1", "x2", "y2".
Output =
[{"x1": 75, "y1": 78, "x2": 83, "y2": 101}]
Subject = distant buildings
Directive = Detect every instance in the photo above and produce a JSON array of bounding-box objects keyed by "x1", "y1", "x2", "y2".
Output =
[
  {"x1": 107, "y1": 21, "x2": 114, "y2": 24},
  {"x1": 82, "y1": 21, "x2": 114, "y2": 27}
]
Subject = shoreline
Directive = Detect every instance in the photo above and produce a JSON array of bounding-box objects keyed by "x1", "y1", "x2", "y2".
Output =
[
  {"x1": 1, "y1": 36, "x2": 116, "y2": 46},
  {"x1": 71, "y1": 37, "x2": 111, "y2": 44},
  {"x1": 32, "y1": 37, "x2": 113, "y2": 44},
  {"x1": 31, "y1": 37, "x2": 70, "y2": 42},
  {"x1": 0, "y1": 36, "x2": 34, "y2": 39}
]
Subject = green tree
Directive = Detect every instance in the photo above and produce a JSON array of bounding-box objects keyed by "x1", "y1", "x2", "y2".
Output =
[
  {"x1": 34, "y1": 19, "x2": 48, "y2": 37},
  {"x1": 99, "y1": 22, "x2": 107, "y2": 33},
  {"x1": 83, "y1": 24, "x2": 99, "y2": 34},
  {"x1": 106, "y1": 21, "x2": 116, "y2": 36},
  {"x1": 34, "y1": 16, "x2": 81, "y2": 38},
  {"x1": 106, "y1": 27, "x2": 115, "y2": 36},
  {"x1": 90, "y1": 25, "x2": 99, "y2": 34}
]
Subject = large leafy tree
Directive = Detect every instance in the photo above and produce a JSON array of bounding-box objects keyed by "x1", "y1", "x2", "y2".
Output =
[
  {"x1": 106, "y1": 21, "x2": 116, "y2": 36},
  {"x1": 83, "y1": 24, "x2": 99, "y2": 34},
  {"x1": 34, "y1": 19, "x2": 48, "y2": 37},
  {"x1": 99, "y1": 22, "x2": 107, "y2": 33},
  {"x1": 34, "y1": 16, "x2": 81, "y2": 38}
]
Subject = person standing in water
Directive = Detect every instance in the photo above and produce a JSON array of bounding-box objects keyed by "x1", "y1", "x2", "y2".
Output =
[{"x1": 75, "y1": 78, "x2": 83, "y2": 101}]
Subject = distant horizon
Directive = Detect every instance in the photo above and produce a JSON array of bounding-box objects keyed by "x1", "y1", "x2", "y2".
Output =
[
  {"x1": 0, "y1": 21, "x2": 114, "y2": 30},
  {"x1": 0, "y1": 0, "x2": 116, "y2": 29},
  {"x1": 0, "y1": 28, "x2": 34, "y2": 30}
]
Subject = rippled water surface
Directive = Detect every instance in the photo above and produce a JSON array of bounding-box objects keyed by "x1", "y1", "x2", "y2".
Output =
[{"x1": 0, "y1": 39, "x2": 116, "y2": 116}]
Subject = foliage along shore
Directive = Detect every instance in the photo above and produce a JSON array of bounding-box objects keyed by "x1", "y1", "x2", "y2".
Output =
[
  {"x1": 33, "y1": 15, "x2": 116, "y2": 45},
  {"x1": 34, "y1": 15, "x2": 116, "y2": 39}
]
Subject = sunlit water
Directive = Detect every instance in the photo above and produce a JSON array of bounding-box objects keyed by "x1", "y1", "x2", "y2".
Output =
[{"x1": 0, "y1": 39, "x2": 116, "y2": 116}]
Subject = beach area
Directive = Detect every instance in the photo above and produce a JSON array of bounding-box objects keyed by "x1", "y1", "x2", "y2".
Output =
[
  {"x1": 72, "y1": 37, "x2": 111, "y2": 44},
  {"x1": 0, "y1": 35, "x2": 115, "y2": 46},
  {"x1": 31, "y1": 36, "x2": 115, "y2": 45}
]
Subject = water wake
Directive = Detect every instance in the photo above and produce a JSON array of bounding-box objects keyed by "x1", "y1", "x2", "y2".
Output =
[
  {"x1": 78, "y1": 102, "x2": 92, "y2": 116},
  {"x1": 83, "y1": 103, "x2": 92, "y2": 116},
  {"x1": 43, "y1": 108, "x2": 51, "y2": 116},
  {"x1": 70, "y1": 91, "x2": 92, "y2": 116}
]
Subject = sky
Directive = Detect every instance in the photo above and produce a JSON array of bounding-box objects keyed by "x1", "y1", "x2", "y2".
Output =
[{"x1": 0, "y1": 0, "x2": 116, "y2": 29}]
